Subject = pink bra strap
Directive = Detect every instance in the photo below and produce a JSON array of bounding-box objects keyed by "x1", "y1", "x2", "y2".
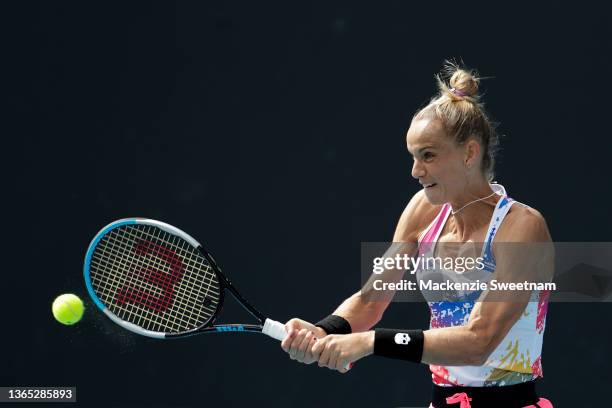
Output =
[{"x1": 420, "y1": 204, "x2": 451, "y2": 244}]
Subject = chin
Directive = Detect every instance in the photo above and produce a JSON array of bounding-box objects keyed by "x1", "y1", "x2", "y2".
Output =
[{"x1": 423, "y1": 187, "x2": 446, "y2": 205}]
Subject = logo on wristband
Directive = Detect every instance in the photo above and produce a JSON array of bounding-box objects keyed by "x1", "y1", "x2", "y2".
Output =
[{"x1": 394, "y1": 333, "x2": 411, "y2": 345}]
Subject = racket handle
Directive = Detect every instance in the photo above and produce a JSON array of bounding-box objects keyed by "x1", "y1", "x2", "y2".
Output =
[
  {"x1": 262, "y1": 318, "x2": 288, "y2": 341},
  {"x1": 262, "y1": 318, "x2": 352, "y2": 371}
]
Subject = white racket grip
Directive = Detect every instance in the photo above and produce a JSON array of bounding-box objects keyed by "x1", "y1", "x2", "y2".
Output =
[{"x1": 262, "y1": 318, "x2": 287, "y2": 341}]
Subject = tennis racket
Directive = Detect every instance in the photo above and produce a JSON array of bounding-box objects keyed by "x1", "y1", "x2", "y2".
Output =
[{"x1": 83, "y1": 218, "x2": 288, "y2": 341}]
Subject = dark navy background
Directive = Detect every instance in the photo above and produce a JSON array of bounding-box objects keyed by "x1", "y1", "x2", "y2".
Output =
[{"x1": 4, "y1": 1, "x2": 611, "y2": 407}]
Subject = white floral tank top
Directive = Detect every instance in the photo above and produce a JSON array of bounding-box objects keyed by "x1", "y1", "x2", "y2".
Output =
[{"x1": 416, "y1": 184, "x2": 549, "y2": 387}]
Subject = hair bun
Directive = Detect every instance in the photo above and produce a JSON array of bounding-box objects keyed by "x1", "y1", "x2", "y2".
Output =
[
  {"x1": 449, "y1": 69, "x2": 479, "y2": 99},
  {"x1": 436, "y1": 61, "x2": 480, "y2": 102}
]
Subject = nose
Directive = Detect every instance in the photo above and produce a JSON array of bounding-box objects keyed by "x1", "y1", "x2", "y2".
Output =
[{"x1": 411, "y1": 159, "x2": 426, "y2": 179}]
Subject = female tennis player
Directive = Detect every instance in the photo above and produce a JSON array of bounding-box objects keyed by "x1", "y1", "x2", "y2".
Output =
[{"x1": 281, "y1": 62, "x2": 553, "y2": 408}]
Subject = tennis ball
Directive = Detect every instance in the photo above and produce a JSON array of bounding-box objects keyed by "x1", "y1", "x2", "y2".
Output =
[{"x1": 52, "y1": 294, "x2": 84, "y2": 325}]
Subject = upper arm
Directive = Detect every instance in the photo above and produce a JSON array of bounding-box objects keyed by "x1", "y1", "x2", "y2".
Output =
[
  {"x1": 346, "y1": 190, "x2": 438, "y2": 323},
  {"x1": 467, "y1": 206, "x2": 553, "y2": 357}
]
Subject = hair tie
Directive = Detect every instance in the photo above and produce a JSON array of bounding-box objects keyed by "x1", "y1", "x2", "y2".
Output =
[{"x1": 450, "y1": 88, "x2": 467, "y2": 97}]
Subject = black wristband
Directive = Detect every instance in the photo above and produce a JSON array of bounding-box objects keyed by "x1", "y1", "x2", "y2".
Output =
[
  {"x1": 315, "y1": 315, "x2": 352, "y2": 335},
  {"x1": 373, "y1": 329, "x2": 424, "y2": 363}
]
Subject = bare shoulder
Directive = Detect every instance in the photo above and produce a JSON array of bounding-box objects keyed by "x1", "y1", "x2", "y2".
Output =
[
  {"x1": 497, "y1": 203, "x2": 551, "y2": 242},
  {"x1": 393, "y1": 189, "x2": 441, "y2": 242}
]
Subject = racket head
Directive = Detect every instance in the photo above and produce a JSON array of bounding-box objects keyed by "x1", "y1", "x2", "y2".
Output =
[{"x1": 84, "y1": 218, "x2": 223, "y2": 338}]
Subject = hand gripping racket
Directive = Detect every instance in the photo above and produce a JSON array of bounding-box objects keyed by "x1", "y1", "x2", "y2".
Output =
[{"x1": 83, "y1": 218, "x2": 288, "y2": 341}]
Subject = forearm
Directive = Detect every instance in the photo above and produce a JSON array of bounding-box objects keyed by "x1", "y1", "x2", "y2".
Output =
[
  {"x1": 326, "y1": 241, "x2": 417, "y2": 333},
  {"x1": 421, "y1": 326, "x2": 490, "y2": 366},
  {"x1": 309, "y1": 325, "x2": 491, "y2": 373},
  {"x1": 331, "y1": 291, "x2": 386, "y2": 333},
  {"x1": 352, "y1": 325, "x2": 489, "y2": 367}
]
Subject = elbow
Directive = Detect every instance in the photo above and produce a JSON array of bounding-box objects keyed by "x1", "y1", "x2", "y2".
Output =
[
  {"x1": 462, "y1": 344, "x2": 487, "y2": 365},
  {"x1": 466, "y1": 327, "x2": 499, "y2": 366},
  {"x1": 469, "y1": 350, "x2": 490, "y2": 366}
]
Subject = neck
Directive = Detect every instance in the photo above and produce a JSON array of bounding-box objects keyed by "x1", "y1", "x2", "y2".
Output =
[{"x1": 448, "y1": 181, "x2": 500, "y2": 240}]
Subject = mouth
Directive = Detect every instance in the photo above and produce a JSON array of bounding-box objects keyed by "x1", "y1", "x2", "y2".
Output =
[{"x1": 422, "y1": 183, "x2": 437, "y2": 189}]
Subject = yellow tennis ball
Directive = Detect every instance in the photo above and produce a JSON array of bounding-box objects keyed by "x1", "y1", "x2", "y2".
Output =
[{"x1": 52, "y1": 294, "x2": 84, "y2": 325}]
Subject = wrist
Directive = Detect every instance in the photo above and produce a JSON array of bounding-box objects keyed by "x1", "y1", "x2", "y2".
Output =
[
  {"x1": 315, "y1": 314, "x2": 352, "y2": 335},
  {"x1": 362, "y1": 331, "x2": 375, "y2": 357},
  {"x1": 373, "y1": 328, "x2": 424, "y2": 363},
  {"x1": 314, "y1": 326, "x2": 328, "y2": 338}
]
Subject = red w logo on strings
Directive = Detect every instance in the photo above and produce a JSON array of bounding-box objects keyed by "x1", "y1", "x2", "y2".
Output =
[{"x1": 116, "y1": 240, "x2": 185, "y2": 313}]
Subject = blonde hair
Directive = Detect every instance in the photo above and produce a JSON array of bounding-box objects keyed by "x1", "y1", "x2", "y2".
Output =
[{"x1": 414, "y1": 60, "x2": 499, "y2": 181}]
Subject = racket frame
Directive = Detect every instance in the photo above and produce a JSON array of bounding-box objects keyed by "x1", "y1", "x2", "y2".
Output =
[{"x1": 84, "y1": 218, "x2": 272, "y2": 339}]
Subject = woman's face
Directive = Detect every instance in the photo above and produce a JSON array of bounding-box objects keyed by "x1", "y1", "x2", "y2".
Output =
[{"x1": 406, "y1": 118, "x2": 473, "y2": 205}]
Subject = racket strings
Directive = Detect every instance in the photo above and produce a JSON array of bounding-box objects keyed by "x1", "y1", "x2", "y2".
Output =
[
  {"x1": 92, "y1": 231, "x2": 210, "y2": 326},
  {"x1": 92, "y1": 225, "x2": 217, "y2": 332},
  {"x1": 111, "y1": 226, "x2": 220, "y2": 306},
  {"x1": 89, "y1": 224, "x2": 221, "y2": 333},
  {"x1": 91, "y1": 231, "x2": 204, "y2": 332},
  {"x1": 109, "y1": 225, "x2": 219, "y2": 324}
]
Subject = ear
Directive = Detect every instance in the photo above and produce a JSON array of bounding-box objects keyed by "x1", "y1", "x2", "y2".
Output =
[{"x1": 464, "y1": 138, "x2": 481, "y2": 169}]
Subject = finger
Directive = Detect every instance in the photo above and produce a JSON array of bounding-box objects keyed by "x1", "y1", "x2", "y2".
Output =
[
  {"x1": 289, "y1": 329, "x2": 309, "y2": 359},
  {"x1": 285, "y1": 329, "x2": 303, "y2": 358},
  {"x1": 305, "y1": 335, "x2": 318, "y2": 360},
  {"x1": 336, "y1": 356, "x2": 350, "y2": 373},
  {"x1": 328, "y1": 349, "x2": 339, "y2": 372},
  {"x1": 318, "y1": 342, "x2": 331, "y2": 368},
  {"x1": 296, "y1": 331, "x2": 314, "y2": 361},
  {"x1": 280, "y1": 328, "x2": 296, "y2": 351},
  {"x1": 338, "y1": 361, "x2": 350, "y2": 374},
  {"x1": 311, "y1": 337, "x2": 324, "y2": 357}
]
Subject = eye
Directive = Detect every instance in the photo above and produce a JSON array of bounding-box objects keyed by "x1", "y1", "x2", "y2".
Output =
[{"x1": 423, "y1": 152, "x2": 435, "y2": 161}]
